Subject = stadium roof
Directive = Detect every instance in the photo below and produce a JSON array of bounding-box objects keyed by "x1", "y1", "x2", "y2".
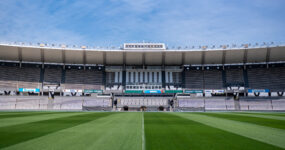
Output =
[{"x1": 0, "y1": 43, "x2": 284, "y2": 66}]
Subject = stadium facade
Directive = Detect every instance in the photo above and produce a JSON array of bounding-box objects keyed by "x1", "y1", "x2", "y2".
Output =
[{"x1": 0, "y1": 42, "x2": 285, "y2": 111}]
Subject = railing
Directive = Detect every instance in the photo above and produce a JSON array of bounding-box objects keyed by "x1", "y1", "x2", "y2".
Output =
[{"x1": 1, "y1": 41, "x2": 284, "y2": 51}]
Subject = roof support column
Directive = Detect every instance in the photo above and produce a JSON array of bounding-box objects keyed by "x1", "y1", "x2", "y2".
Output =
[
  {"x1": 62, "y1": 50, "x2": 66, "y2": 70},
  {"x1": 243, "y1": 49, "x2": 248, "y2": 70},
  {"x1": 40, "y1": 49, "x2": 44, "y2": 69},
  {"x1": 18, "y1": 47, "x2": 22, "y2": 68},
  {"x1": 266, "y1": 48, "x2": 271, "y2": 69},
  {"x1": 123, "y1": 52, "x2": 126, "y2": 67},
  {"x1": 222, "y1": 50, "x2": 226, "y2": 70},
  {"x1": 201, "y1": 51, "x2": 205, "y2": 70},
  {"x1": 83, "y1": 50, "x2": 86, "y2": 70},
  {"x1": 142, "y1": 53, "x2": 145, "y2": 67}
]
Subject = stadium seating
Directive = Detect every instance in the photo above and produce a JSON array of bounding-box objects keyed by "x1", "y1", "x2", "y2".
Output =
[
  {"x1": 204, "y1": 70, "x2": 223, "y2": 89},
  {"x1": 185, "y1": 70, "x2": 223, "y2": 89},
  {"x1": 225, "y1": 68, "x2": 244, "y2": 85},
  {"x1": 64, "y1": 69, "x2": 102, "y2": 90},
  {"x1": 0, "y1": 66, "x2": 41, "y2": 90},
  {"x1": 44, "y1": 68, "x2": 62, "y2": 83},
  {"x1": 0, "y1": 66, "x2": 19, "y2": 90},
  {"x1": 18, "y1": 67, "x2": 41, "y2": 89},
  {"x1": 185, "y1": 70, "x2": 204, "y2": 89},
  {"x1": 247, "y1": 67, "x2": 285, "y2": 91}
]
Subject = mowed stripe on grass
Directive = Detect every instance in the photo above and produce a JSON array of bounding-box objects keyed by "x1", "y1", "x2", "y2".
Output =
[
  {"x1": 0, "y1": 112, "x2": 87, "y2": 128},
  {"x1": 199, "y1": 113, "x2": 285, "y2": 130},
  {"x1": 226, "y1": 112, "x2": 285, "y2": 121},
  {"x1": 233, "y1": 112, "x2": 285, "y2": 118},
  {"x1": 145, "y1": 113, "x2": 282, "y2": 150},
  {"x1": 0, "y1": 111, "x2": 60, "y2": 119},
  {"x1": 175, "y1": 113, "x2": 285, "y2": 149},
  {"x1": 3, "y1": 112, "x2": 142, "y2": 150},
  {"x1": 0, "y1": 112, "x2": 114, "y2": 149}
]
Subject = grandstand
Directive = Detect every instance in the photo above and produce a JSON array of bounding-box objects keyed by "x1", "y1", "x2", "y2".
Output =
[{"x1": 0, "y1": 42, "x2": 285, "y2": 111}]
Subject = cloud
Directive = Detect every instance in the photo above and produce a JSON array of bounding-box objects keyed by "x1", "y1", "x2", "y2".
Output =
[{"x1": 0, "y1": 0, "x2": 284, "y2": 47}]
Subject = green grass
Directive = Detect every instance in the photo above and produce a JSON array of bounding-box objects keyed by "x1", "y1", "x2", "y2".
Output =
[
  {"x1": 0, "y1": 111, "x2": 284, "y2": 150},
  {"x1": 198, "y1": 112, "x2": 285, "y2": 130}
]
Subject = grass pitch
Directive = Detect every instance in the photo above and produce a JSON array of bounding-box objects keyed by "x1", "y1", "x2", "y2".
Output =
[{"x1": 0, "y1": 112, "x2": 284, "y2": 150}]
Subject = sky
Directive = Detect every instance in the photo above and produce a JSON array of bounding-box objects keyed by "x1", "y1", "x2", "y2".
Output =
[{"x1": 0, "y1": 0, "x2": 284, "y2": 47}]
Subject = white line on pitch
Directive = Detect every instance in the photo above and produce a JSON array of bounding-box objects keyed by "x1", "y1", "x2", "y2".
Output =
[{"x1": 142, "y1": 112, "x2": 145, "y2": 150}]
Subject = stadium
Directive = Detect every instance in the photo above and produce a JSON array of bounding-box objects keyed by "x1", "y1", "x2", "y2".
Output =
[
  {"x1": 0, "y1": 42, "x2": 285, "y2": 150},
  {"x1": 1, "y1": 0, "x2": 285, "y2": 149},
  {"x1": 0, "y1": 42, "x2": 285, "y2": 111}
]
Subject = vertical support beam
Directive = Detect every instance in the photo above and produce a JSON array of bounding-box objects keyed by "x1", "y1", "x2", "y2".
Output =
[
  {"x1": 131, "y1": 71, "x2": 134, "y2": 83},
  {"x1": 165, "y1": 71, "x2": 169, "y2": 83},
  {"x1": 18, "y1": 47, "x2": 22, "y2": 68},
  {"x1": 62, "y1": 50, "x2": 66, "y2": 70},
  {"x1": 122, "y1": 69, "x2": 126, "y2": 87},
  {"x1": 222, "y1": 70, "x2": 226, "y2": 88},
  {"x1": 61, "y1": 68, "x2": 66, "y2": 85},
  {"x1": 40, "y1": 67, "x2": 45, "y2": 83},
  {"x1": 243, "y1": 49, "x2": 248, "y2": 70},
  {"x1": 243, "y1": 69, "x2": 249, "y2": 88},
  {"x1": 123, "y1": 52, "x2": 126, "y2": 66},
  {"x1": 126, "y1": 70, "x2": 129, "y2": 83},
  {"x1": 144, "y1": 71, "x2": 148, "y2": 83},
  {"x1": 162, "y1": 70, "x2": 166, "y2": 88},
  {"x1": 119, "y1": 71, "x2": 123, "y2": 83},
  {"x1": 83, "y1": 50, "x2": 87, "y2": 70},
  {"x1": 148, "y1": 71, "x2": 152, "y2": 83},
  {"x1": 40, "y1": 49, "x2": 45, "y2": 69},
  {"x1": 159, "y1": 71, "x2": 162, "y2": 83},
  {"x1": 169, "y1": 72, "x2": 173, "y2": 83},
  {"x1": 102, "y1": 68, "x2": 106, "y2": 90},
  {"x1": 115, "y1": 72, "x2": 118, "y2": 83},
  {"x1": 154, "y1": 71, "x2": 157, "y2": 83},
  {"x1": 135, "y1": 71, "x2": 139, "y2": 83},
  {"x1": 201, "y1": 51, "x2": 205, "y2": 70},
  {"x1": 182, "y1": 69, "x2": 185, "y2": 88},
  {"x1": 266, "y1": 48, "x2": 271, "y2": 69}
]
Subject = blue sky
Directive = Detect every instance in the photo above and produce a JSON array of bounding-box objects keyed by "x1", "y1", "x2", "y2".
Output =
[{"x1": 0, "y1": 0, "x2": 284, "y2": 47}]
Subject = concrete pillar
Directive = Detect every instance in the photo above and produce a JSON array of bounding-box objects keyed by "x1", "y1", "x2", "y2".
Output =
[
  {"x1": 149, "y1": 72, "x2": 153, "y2": 83},
  {"x1": 131, "y1": 72, "x2": 134, "y2": 83},
  {"x1": 119, "y1": 71, "x2": 122, "y2": 83},
  {"x1": 135, "y1": 71, "x2": 139, "y2": 83},
  {"x1": 169, "y1": 72, "x2": 173, "y2": 83},
  {"x1": 145, "y1": 71, "x2": 148, "y2": 83},
  {"x1": 154, "y1": 72, "x2": 157, "y2": 83},
  {"x1": 115, "y1": 72, "x2": 118, "y2": 83},
  {"x1": 159, "y1": 71, "x2": 162, "y2": 83},
  {"x1": 165, "y1": 71, "x2": 169, "y2": 83},
  {"x1": 126, "y1": 71, "x2": 129, "y2": 83},
  {"x1": 140, "y1": 71, "x2": 143, "y2": 83}
]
